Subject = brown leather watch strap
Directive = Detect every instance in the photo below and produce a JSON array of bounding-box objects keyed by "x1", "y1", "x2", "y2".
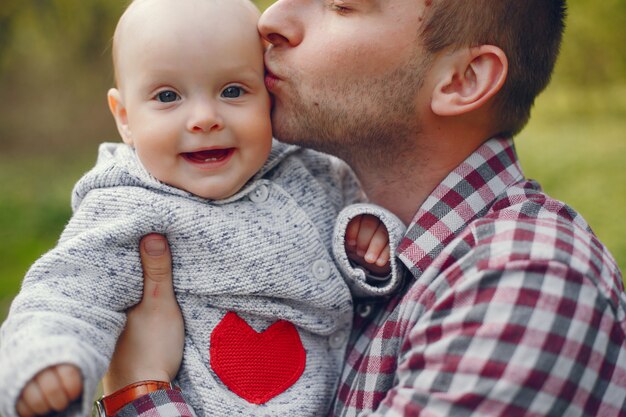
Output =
[{"x1": 101, "y1": 380, "x2": 176, "y2": 416}]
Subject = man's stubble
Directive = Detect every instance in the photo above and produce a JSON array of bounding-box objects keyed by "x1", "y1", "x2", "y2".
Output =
[{"x1": 270, "y1": 52, "x2": 430, "y2": 176}]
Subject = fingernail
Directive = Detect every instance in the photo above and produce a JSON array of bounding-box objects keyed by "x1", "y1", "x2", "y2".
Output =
[
  {"x1": 365, "y1": 253, "x2": 375, "y2": 263},
  {"x1": 347, "y1": 240, "x2": 356, "y2": 247},
  {"x1": 144, "y1": 237, "x2": 166, "y2": 256}
]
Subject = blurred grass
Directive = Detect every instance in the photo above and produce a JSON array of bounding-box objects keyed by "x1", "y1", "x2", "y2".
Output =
[
  {"x1": 0, "y1": 150, "x2": 96, "y2": 320},
  {"x1": 516, "y1": 84, "x2": 626, "y2": 272}
]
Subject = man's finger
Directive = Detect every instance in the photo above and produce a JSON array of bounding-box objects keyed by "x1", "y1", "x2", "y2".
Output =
[
  {"x1": 139, "y1": 234, "x2": 174, "y2": 305},
  {"x1": 104, "y1": 234, "x2": 183, "y2": 393}
]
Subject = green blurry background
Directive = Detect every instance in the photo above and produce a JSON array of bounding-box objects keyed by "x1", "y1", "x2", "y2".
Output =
[{"x1": 0, "y1": 0, "x2": 625, "y2": 324}]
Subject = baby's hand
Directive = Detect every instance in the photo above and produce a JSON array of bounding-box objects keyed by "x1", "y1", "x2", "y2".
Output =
[
  {"x1": 16, "y1": 364, "x2": 82, "y2": 417},
  {"x1": 345, "y1": 214, "x2": 391, "y2": 276}
]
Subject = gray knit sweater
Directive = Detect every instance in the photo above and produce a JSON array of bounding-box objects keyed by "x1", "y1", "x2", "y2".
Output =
[{"x1": 0, "y1": 141, "x2": 406, "y2": 417}]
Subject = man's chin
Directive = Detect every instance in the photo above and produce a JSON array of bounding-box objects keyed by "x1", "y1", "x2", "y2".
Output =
[{"x1": 270, "y1": 104, "x2": 335, "y2": 153}]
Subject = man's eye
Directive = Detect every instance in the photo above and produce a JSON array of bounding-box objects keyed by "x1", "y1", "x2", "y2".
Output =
[
  {"x1": 221, "y1": 86, "x2": 245, "y2": 98},
  {"x1": 156, "y1": 90, "x2": 180, "y2": 103},
  {"x1": 328, "y1": 1, "x2": 350, "y2": 13}
]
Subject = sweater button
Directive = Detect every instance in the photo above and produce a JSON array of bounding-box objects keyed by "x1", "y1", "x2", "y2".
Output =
[
  {"x1": 329, "y1": 330, "x2": 347, "y2": 349},
  {"x1": 312, "y1": 259, "x2": 330, "y2": 281},
  {"x1": 249, "y1": 184, "x2": 269, "y2": 203},
  {"x1": 356, "y1": 303, "x2": 373, "y2": 318}
]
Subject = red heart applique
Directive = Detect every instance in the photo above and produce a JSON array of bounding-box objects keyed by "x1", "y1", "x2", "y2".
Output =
[{"x1": 210, "y1": 312, "x2": 306, "y2": 404}]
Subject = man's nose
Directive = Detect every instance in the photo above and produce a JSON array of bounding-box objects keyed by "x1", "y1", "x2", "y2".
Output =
[{"x1": 258, "y1": 0, "x2": 304, "y2": 47}]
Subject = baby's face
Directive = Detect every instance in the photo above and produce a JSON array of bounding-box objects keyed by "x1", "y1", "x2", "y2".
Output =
[{"x1": 111, "y1": 0, "x2": 272, "y2": 200}]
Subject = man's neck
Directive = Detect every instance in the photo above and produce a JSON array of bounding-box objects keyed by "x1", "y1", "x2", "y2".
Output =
[
  {"x1": 352, "y1": 158, "x2": 446, "y2": 226},
  {"x1": 351, "y1": 135, "x2": 486, "y2": 226}
]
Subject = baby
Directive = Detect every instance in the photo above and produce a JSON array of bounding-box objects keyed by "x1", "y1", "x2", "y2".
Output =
[{"x1": 0, "y1": 0, "x2": 406, "y2": 417}]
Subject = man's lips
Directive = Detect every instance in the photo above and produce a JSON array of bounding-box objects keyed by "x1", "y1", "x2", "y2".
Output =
[
  {"x1": 264, "y1": 69, "x2": 280, "y2": 91},
  {"x1": 181, "y1": 148, "x2": 234, "y2": 166}
]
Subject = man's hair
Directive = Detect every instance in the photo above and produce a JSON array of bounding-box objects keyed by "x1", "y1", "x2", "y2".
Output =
[{"x1": 420, "y1": 0, "x2": 567, "y2": 137}]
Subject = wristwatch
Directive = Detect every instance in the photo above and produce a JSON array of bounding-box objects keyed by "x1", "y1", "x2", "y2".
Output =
[{"x1": 92, "y1": 380, "x2": 179, "y2": 417}]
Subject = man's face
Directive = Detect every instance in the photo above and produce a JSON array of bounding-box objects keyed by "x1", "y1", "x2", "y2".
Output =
[{"x1": 259, "y1": 0, "x2": 429, "y2": 162}]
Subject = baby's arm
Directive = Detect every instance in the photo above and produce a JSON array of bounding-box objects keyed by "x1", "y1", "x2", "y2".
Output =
[
  {"x1": 16, "y1": 365, "x2": 82, "y2": 417},
  {"x1": 0, "y1": 188, "x2": 169, "y2": 417},
  {"x1": 345, "y1": 214, "x2": 391, "y2": 277}
]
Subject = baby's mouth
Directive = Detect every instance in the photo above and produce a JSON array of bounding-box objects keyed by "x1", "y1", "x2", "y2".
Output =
[{"x1": 182, "y1": 148, "x2": 234, "y2": 164}]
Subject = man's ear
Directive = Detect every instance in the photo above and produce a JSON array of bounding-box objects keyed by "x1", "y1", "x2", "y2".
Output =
[
  {"x1": 431, "y1": 45, "x2": 508, "y2": 116},
  {"x1": 107, "y1": 88, "x2": 133, "y2": 146}
]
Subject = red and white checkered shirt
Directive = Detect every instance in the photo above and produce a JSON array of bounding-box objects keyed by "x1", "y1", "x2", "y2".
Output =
[{"x1": 116, "y1": 137, "x2": 626, "y2": 417}]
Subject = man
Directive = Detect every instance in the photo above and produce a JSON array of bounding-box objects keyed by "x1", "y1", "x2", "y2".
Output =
[{"x1": 29, "y1": 0, "x2": 626, "y2": 416}]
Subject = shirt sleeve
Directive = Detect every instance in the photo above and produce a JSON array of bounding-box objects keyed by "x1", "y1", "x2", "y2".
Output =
[
  {"x1": 115, "y1": 390, "x2": 196, "y2": 417},
  {"x1": 362, "y1": 260, "x2": 626, "y2": 416}
]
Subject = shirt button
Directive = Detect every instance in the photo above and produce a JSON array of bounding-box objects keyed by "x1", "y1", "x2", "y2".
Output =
[
  {"x1": 356, "y1": 303, "x2": 373, "y2": 318},
  {"x1": 249, "y1": 184, "x2": 269, "y2": 203},
  {"x1": 312, "y1": 259, "x2": 331, "y2": 281},
  {"x1": 329, "y1": 330, "x2": 347, "y2": 349}
]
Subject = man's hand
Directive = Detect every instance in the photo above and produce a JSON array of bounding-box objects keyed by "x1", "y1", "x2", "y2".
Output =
[
  {"x1": 345, "y1": 214, "x2": 391, "y2": 276},
  {"x1": 103, "y1": 234, "x2": 185, "y2": 394},
  {"x1": 16, "y1": 364, "x2": 82, "y2": 417}
]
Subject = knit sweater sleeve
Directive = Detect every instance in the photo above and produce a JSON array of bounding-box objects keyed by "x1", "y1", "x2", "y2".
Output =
[
  {"x1": 0, "y1": 186, "x2": 171, "y2": 417},
  {"x1": 315, "y1": 157, "x2": 407, "y2": 298},
  {"x1": 332, "y1": 203, "x2": 407, "y2": 299}
]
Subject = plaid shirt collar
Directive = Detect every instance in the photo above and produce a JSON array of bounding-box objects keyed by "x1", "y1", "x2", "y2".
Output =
[{"x1": 397, "y1": 136, "x2": 525, "y2": 279}]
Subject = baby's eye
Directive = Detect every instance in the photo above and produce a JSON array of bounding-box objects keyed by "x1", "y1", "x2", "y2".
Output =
[
  {"x1": 221, "y1": 86, "x2": 245, "y2": 99},
  {"x1": 155, "y1": 90, "x2": 180, "y2": 103}
]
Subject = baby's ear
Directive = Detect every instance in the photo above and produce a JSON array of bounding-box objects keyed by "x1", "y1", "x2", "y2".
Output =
[
  {"x1": 107, "y1": 88, "x2": 133, "y2": 146},
  {"x1": 430, "y1": 45, "x2": 508, "y2": 116}
]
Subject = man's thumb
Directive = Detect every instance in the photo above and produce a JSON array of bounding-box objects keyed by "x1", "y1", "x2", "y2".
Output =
[{"x1": 140, "y1": 234, "x2": 173, "y2": 286}]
